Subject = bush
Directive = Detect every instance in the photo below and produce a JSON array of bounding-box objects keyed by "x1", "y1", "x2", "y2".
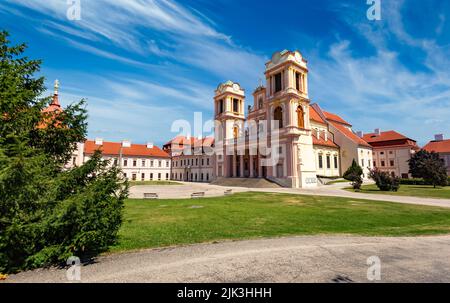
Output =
[
  {"x1": 343, "y1": 159, "x2": 363, "y2": 190},
  {"x1": 399, "y1": 178, "x2": 428, "y2": 185},
  {"x1": 369, "y1": 168, "x2": 400, "y2": 192}
]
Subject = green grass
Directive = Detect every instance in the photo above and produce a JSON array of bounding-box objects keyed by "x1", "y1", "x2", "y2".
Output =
[
  {"x1": 347, "y1": 184, "x2": 450, "y2": 199},
  {"x1": 129, "y1": 180, "x2": 182, "y2": 186},
  {"x1": 110, "y1": 192, "x2": 450, "y2": 252}
]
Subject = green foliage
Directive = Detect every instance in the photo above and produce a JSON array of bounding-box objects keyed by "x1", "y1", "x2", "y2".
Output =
[
  {"x1": 408, "y1": 150, "x2": 447, "y2": 188},
  {"x1": 399, "y1": 178, "x2": 429, "y2": 185},
  {"x1": 343, "y1": 159, "x2": 363, "y2": 190},
  {"x1": 0, "y1": 31, "x2": 128, "y2": 273},
  {"x1": 369, "y1": 168, "x2": 400, "y2": 192}
]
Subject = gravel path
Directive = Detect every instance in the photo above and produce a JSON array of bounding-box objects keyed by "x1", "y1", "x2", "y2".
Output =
[{"x1": 5, "y1": 235, "x2": 450, "y2": 283}]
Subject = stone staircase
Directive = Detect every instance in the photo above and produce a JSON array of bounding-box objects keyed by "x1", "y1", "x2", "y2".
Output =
[{"x1": 211, "y1": 178, "x2": 282, "y2": 188}]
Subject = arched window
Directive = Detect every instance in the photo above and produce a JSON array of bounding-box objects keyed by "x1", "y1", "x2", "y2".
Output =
[
  {"x1": 274, "y1": 106, "x2": 283, "y2": 128},
  {"x1": 297, "y1": 105, "x2": 305, "y2": 129},
  {"x1": 233, "y1": 126, "x2": 239, "y2": 139},
  {"x1": 258, "y1": 97, "x2": 263, "y2": 109}
]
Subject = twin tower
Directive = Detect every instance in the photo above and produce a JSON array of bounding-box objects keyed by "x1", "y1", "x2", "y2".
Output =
[{"x1": 212, "y1": 50, "x2": 318, "y2": 188}]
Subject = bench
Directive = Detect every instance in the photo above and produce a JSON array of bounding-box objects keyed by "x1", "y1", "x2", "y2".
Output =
[
  {"x1": 143, "y1": 193, "x2": 159, "y2": 199},
  {"x1": 224, "y1": 189, "x2": 233, "y2": 196},
  {"x1": 191, "y1": 192, "x2": 205, "y2": 199}
]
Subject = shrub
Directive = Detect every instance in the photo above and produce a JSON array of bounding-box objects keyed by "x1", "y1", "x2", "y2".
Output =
[
  {"x1": 399, "y1": 178, "x2": 428, "y2": 185},
  {"x1": 343, "y1": 159, "x2": 364, "y2": 190},
  {"x1": 369, "y1": 168, "x2": 400, "y2": 192}
]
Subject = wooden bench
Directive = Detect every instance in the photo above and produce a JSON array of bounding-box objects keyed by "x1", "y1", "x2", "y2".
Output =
[
  {"x1": 224, "y1": 189, "x2": 233, "y2": 196},
  {"x1": 143, "y1": 193, "x2": 159, "y2": 199},
  {"x1": 191, "y1": 192, "x2": 205, "y2": 199}
]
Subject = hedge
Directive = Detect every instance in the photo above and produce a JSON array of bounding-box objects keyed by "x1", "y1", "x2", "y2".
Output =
[{"x1": 400, "y1": 178, "x2": 450, "y2": 186}]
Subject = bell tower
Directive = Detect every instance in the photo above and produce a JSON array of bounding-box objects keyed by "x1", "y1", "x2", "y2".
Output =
[
  {"x1": 214, "y1": 81, "x2": 245, "y2": 178},
  {"x1": 264, "y1": 50, "x2": 317, "y2": 188}
]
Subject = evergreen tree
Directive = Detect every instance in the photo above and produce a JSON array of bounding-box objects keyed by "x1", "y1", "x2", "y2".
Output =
[
  {"x1": 408, "y1": 150, "x2": 448, "y2": 187},
  {"x1": 0, "y1": 31, "x2": 128, "y2": 273},
  {"x1": 343, "y1": 159, "x2": 364, "y2": 190}
]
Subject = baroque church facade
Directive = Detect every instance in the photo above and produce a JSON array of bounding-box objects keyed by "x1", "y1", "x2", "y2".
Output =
[{"x1": 213, "y1": 50, "x2": 373, "y2": 188}]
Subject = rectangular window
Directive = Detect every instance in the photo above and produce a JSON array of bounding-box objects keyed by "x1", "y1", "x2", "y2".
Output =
[
  {"x1": 158, "y1": 161, "x2": 162, "y2": 167},
  {"x1": 318, "y1": 155, "x2": 323, "y2": 169},
  {"x1": 72, "y1": 157, "x2": 76, "y2": 165},
  {"x1": 166, "y1": 173, "x2": 169, "y2": 180},
  {"x1": 123, "y1": 173, "x2": 127, "y2": 178},
  {"x1": 361, "y1": 159, "x2": 365, "y2": 167},
  {"x1": 158, "y1": 173, "x2": 161, "y2": 180},
  {"x1": 124, "y1": 159, "x2": 128, "y2": 167},
  {"x1": 390, "y1": 160, "x2": 395, "y2": 167},
  {"x1": 274, "y1": 73, "x2": 282, "y2": 92},
  {"x1": 206, "y1": 173, "x2": 209, "y2": 181},
  {"x1": 373, "y1": 161, "x2": 376, "y2": 167},
  {"x1": 132, "y1": 174, "x2": 137, "y2": 181},
  {"x1": 233, "y1": 98, "x2": 239, "y2": 112},
  {"x1": 142, "y1": 160, "x2": 145, "y2": 167},
  {"x1": 219, "y1": 99, "x2": 224, "y2": 113},
  {"x1": 295, "y1": 72, "x2": 301, "y2": 91},
  {"x1": 202, "y1": 159, "x2": 204, "y2": 166},
  {"x1": 166, "y1": 161, "x2": 169, "y2": 167},
  {"x1": 141, "y1": 173, "x2": 145, "y2": 181},
  {"x1": 334, "y1": 156, "x2": 338, "y2": 169},
  {"x1": 207, "y1": 158, "x2": 210, "y2": 165},
  {"x1": 133, "y1": 160, "x2": 137, "y2": 167},
  {"x1": 201, "y1": 173, "x2": 204, "y2": 181},
  {"x1": 381, "y1": 161, "x2": 385, "y2": 167},
  {"x1": 196, "y1": 159, "x2": 198, "y2": 166},
  {"x1": 150, "y1": 160, "x2": 154, "y2": 167},
  {"x1": 113, "y1": 158, "x2": 118, "y2": 166},
  {"x1": 326, "y1": 155, "x2": 331, "y2": 169},
  {"x1": 150, "y1": 173, "x2": 153, "y2": 180}
]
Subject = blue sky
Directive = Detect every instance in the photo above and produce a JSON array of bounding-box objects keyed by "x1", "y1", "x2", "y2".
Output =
[{"x1": 1, "y1": 0, "x2": 449, "y2": 146}]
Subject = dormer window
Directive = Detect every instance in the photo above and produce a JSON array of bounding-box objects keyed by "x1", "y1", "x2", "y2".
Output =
[{"x1": 274, "y1": 73, "x2": 282, "y2": 93}]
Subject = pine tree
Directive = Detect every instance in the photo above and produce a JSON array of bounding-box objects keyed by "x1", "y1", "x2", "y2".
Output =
[{"x1": 0, "y1": 31, "x2": 128, "y2": 273}]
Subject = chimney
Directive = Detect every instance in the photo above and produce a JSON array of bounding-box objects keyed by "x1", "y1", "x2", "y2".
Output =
[
  {"x1": 122, "y1": 140, "x2": 131, "y2": 148},
  {"x1": 374, "y1": 128, "x2": 381, "y2": 136},
  {"x1": 95, "y1": 138, "x2": 103, "y2": 145},
  {"x1": 356, "y1": 131, "x2": 363, "y2": 138},
  {"x1": 434, "y1": 134, "x2": 444, "y2": 141},
  {"x1": 146, "y1": 142, "x2": 154, "y2": 149}
]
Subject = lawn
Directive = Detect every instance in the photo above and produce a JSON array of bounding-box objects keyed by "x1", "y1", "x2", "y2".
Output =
[
  {"x1": 111, "y1": 192, "x2": 450, "y2": 252},
  {"x1": 347, "y1": 184, "x2": 450, "y2": 199},
  {"x1": 129, "y1": 180, "x2": 182, "y2": 186}
]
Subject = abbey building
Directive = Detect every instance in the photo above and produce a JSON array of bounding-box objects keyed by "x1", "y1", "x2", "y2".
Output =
[{"x1": 213, "y1": 50, "x2": 374, "y2": 188}]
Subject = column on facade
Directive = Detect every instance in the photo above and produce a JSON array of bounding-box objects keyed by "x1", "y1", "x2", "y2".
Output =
[
  {"x1": 249, "y1": 155, "x2": 254, "y2": 178},
  {"x1": 240, "y1": 155, "x2": 244, "y2": 178},
  {"x1": 258, "y1": 156, "x2": 263, "y2": 178}
]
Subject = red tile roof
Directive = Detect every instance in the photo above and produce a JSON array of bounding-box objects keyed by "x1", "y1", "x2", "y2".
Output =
[
  {"x1": 164, "y1": 136, "x2": 214, "y2": 148},
  {"x1": 312, "y1": 132, "x2": 338, "y2": 148},
  {"x1": 330, "y1": 121, "x2": 372, "y2": 148},
  {"x1": 309, "y1": 107, "x2": 326, "y2": 124},
  {"x1": 423, "y1": 139, "x2": 450, "y2": 153},
  {"x1": 363, "y1": 130, "x2": 410, "y2": 143},
  {"x1": 84, "y1": 140, "x2": 169, "y2": 158},
  {"x1": 362, "y1": 130, "x2": 419, "y2": 149},
  {"x1": 323, "y1": 111, "x2": 352, "y2": 126}
]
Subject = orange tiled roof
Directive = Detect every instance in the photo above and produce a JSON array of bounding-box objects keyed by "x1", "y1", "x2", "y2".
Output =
[
  {"x1": 85, "y1": 140, "x2": 169, "y2": 158},
  {"x1": 309, "y1": 107, "x2": 326, "y2": 124},
  {"x1": 323, "y1": 111, "x2": 352, "y2": 126},
  {"x1": 312, "y1": 133, "x2": 338, "y2": 148},
  {"x1": 164, "y1": 136, "x2": 214, "y2": 148},
  {"x1": 330, "y1": 121, "x2": 372, "y2": 148},
  {"x1": 423, "y1": 139, "x2": 450, "y2": 153},
  {"x1": 363, "y1": 130, "x2": 409, "y2": 143}
]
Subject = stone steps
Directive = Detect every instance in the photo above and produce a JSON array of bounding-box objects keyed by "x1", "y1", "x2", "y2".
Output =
[{"x1": 211, "y1": 177, "x2": 282, "y2": 188}]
